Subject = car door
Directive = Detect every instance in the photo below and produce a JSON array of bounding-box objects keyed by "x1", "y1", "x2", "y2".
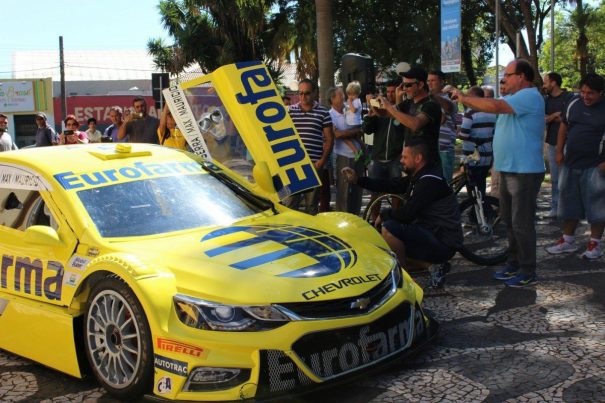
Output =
[{"x1": 0, "y1": 166, "x2": 78, "y2": 306}]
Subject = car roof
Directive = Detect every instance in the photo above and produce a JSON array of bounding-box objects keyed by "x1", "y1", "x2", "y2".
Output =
[{"x1": 0, "y1": 143, "x2": 192, "y2": 176}]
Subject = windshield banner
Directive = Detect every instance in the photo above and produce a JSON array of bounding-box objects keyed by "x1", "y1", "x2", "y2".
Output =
[{"x1": 163, "y1": 61, "x2": 320, "y2": 200}]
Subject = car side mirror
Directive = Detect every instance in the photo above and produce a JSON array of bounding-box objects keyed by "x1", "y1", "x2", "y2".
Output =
[
  {"x1": 5, "y1": 192, "x2": 23, "y2": 210},
  {"x1": 252, "y1": 161, "x2": 276, "y2": 194},
  {"x1": 24, "y1": 225, "x2": 63, "y2": 247}
]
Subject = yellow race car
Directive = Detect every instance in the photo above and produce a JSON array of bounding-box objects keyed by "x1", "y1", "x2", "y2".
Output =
[{"x1": 0, "y1": 62, "x2": 436, "y2": 402}]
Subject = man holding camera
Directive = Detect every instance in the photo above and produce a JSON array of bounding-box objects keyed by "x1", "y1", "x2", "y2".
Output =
[
  {"x1": 118, "y1": 96, "x2": 159, "y2": 143},
  {"x1": 375, "y1": 66, "x2": 442, "y2": 169}
]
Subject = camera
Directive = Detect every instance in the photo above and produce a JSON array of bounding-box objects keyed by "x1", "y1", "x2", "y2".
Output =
[
  {"x1": 369, "y1": 98, "x2": 383, "y2": 108},
  {"x1": 64, "y1": 130, "x2": 75, "y2": 135}
]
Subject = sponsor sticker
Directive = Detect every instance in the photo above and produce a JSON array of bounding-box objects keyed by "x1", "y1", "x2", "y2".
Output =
[
  {"x1": 63, "y1": 271, "x2": 81, "y2": 287},
  {"x1": 154, "y1": 354, "x2": 188, "y2": 376},
  {"x1": 87, "y1": 247, "x2": 100, "y2": 257},
  {"x1": 157, "y1": 376, "x2": 172, "y2": 394},
  {"x1": 67, "y1": 255, "x2": 90, "y2": 270},
  {"x1": 156, "y1": 338, "x2": 206, "y2": 358}
]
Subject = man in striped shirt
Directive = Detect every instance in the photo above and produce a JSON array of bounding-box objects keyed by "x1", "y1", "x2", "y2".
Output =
[
  {"x1": 284, "y1": 79, "x2": 334, "y2": 214},
  {"x1": 459, "y1": 86, "x2": 496, "y2": 197}
]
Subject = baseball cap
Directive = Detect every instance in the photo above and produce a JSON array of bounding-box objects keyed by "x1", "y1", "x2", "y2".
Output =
[
  {"x1": 35, "y1": 112, "x2": 47, "y2": 120},
  {"x1": 402, "y1": 66, "x2": 428, "y2": 83}
]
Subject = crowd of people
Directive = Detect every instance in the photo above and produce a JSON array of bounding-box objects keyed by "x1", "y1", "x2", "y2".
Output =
[
  {"x1": 1, "y1": 60, "x2": 602, "y2": 288},
  {"x1": 292, "y1": 60, "x2": 604, "y2": 288}
]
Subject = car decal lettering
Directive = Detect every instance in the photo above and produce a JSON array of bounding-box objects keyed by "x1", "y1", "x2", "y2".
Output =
[
  {"x1": 54, "y1": 161, "x2": 202, "y2": 190},
  {"x1": 201, "y1": 225, "x2": 357, "y2": 278},
  {"x1": 156, "y1": 338, "x2": 206, "y2": 358},
  {"x1": 154, "y1": 354, "x2": 188, "y2": 376},
  {"x1": 301, "y1": 274, "x2": 382, "y2": 301},
  {"x1": 233, "y1": 62, "x2": 319, "y2": 199},
  {"x1": 1, "y1": 255, "x2": 63, "y2": 300},
  {"x1": 0, "y1": 164, "x2": 51, "y2": 191}
]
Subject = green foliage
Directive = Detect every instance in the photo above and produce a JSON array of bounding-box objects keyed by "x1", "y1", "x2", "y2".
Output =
[{"x1": 539, "y1": 2, "x2": 605, "y2": 89}]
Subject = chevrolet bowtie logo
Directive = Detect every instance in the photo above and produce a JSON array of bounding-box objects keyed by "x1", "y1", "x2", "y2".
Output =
[{"x1": 350, "y1": 297, "x2": 371, "y2": 310}]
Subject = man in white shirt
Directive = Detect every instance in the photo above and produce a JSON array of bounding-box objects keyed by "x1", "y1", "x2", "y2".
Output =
[{"x1": 0, "y1": 114, "x2": 17, "y2": 151}]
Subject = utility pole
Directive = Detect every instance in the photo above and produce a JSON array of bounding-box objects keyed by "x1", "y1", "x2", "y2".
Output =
[
  {"x1": 550, "y1": 0, "x2": 555, "y2": 72},
  {"x1": 59, "y1": 36, "x2": 67, "y2": 122}
]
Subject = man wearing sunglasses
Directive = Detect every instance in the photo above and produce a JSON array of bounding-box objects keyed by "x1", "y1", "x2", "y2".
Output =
[
  {"x1": 375, "y1": 66, "x2": 442, "y2": 169},
  {"x1": 284, "y1": 79, "x2": 334, "y2": 215},
  {"x1": 451, "y1": 59, "x2": 545, "y2": 288}
]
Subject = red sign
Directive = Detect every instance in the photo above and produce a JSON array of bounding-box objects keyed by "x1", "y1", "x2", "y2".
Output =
[{"x1": 52, "y1": 95, "x2": 159, "y2": 125}]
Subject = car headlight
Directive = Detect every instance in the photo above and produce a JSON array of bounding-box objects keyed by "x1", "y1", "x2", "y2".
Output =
[{"x1": 173, "y1": 294, "x2": 291, "y2": 331}]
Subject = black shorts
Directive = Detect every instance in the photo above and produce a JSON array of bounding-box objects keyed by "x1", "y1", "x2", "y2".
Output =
[{"x1": 382, "y1": 220, "x2": 455, "y2": 263}]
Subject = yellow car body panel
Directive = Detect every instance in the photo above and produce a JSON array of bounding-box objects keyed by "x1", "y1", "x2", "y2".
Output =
[{"x1": 0, "y1": 62, "x2": 435, "y2": 401}]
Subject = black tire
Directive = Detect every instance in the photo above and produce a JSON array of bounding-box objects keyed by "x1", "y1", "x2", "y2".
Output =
[
  {"x1": 458, "y1": 196, "x2": 508, "y2": 266},
  {"x1": 362, "y1": 194, "x2": 406, "y2": 225},
  {"x1": 83, "y1": 277, "x2": 154, "y2": 400}
]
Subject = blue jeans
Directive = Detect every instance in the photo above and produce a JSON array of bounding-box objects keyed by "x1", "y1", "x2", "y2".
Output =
[
  {"x1": 547, "y1": 144, "x2": 559, "y2": 212},
  {"x1": 440, "y1": 150, "x2": 455, "y2": 184}
]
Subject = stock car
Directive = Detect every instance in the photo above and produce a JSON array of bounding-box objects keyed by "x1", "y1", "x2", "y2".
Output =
[{"x1": 0, "y1": 143, "x2": 435, "y2": 401}]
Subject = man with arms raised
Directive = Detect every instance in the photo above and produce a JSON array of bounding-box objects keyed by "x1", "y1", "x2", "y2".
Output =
[{"x1": 118, "y1": 96, "x2": 159, "y2": 144}]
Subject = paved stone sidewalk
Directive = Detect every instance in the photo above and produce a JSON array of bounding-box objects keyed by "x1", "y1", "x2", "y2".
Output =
[{"x1": 1, "y1": 185, "x2": 603, "y2": 402}]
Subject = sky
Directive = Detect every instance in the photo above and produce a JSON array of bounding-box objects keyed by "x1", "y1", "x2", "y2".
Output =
[
  {"x1": 0, "y1": 0, "x2": 170, "y2": 77},
  {"x1": 0, "y1": 0, "x2": 522, "y2": 78}
]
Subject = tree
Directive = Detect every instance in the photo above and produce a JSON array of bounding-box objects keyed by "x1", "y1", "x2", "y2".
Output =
[
  {"x1": 539, "y1": 2, "x2": 605, "y2": 87},
  {"x1": 315, "y1": 0, "x2": 334, "y2": 106},
  {"x1": 148, "y1": 0, "x2": 292, "y2": 83}
]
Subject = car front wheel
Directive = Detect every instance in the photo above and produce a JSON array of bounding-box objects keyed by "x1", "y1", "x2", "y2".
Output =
[{"x1": 83, "y1": 277, "x2": 153, "y2": 400}]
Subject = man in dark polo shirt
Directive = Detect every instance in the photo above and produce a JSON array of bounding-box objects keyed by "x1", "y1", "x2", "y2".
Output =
[
  {"x1": 377, "y1": 66, "x2": 442, "y2": 168},
  {"x1": 543, "y1": 72, "x2": 574, "y2": 218},
  {"x1": 284, "y1": 79, "x2": 333, "y2": 215},
  {"x1": 118, "y1": 96, "x2": 159, "y2": 144}
]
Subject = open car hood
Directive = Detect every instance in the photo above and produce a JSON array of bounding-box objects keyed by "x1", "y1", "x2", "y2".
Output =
[{"x1": 163, "y1": 61, "x2": 320, "y2": 200}]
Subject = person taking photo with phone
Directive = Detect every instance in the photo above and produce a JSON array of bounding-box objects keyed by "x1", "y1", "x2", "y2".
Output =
[{"x1": 59, "y1": 115, "x2": 89, "y2": 145}]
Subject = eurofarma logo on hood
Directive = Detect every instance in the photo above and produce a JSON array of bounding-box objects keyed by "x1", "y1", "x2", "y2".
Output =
[{"x1": 201, "y1": 225, "x2": 357, "y2": 278}]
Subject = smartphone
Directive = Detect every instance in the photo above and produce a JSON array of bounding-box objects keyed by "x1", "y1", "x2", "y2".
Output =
[{"x1": 64, "y1": 130, "x2": 74, "y2": 135}]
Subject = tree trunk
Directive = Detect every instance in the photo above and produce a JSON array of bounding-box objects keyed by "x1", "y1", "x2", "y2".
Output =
[{"x1": 315, "y1": 0, "x2": 334, "y2": 107}]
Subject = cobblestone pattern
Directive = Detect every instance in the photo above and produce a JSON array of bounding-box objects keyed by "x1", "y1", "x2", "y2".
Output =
[{"x1": 1, "y1": 188, "x2": 604, "y2": 402}]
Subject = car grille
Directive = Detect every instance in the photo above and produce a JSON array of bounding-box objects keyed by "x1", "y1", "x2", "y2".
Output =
[
  {"x1": 256, "y1": 302, "x2": 424, "y2": 398},
  {"x1": 291, "y1": 302, "x2": 413, "y2": 379},
  {"x1": 276, "y1": 270, "x2": 396, "y2": 319}
]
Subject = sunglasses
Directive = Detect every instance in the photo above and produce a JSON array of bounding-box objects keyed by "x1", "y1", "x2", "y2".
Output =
[
  {"x1": 299, "y1": 91, "x2": 312, "y2": 96},
  {"x1": 402, "y1": 81, "x2": 418, "y2": 88}
]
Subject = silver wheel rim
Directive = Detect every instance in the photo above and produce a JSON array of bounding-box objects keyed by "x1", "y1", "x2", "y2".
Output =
[{"x1": 86, "y1": 289, "x2": 142, "y2": 389}]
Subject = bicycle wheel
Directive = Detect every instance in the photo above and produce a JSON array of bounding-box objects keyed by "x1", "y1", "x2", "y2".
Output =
[
  {"x1": 458, "y1": 195, "x2": 508, "y2": 266},
  {"x1": 362, "y1": 193, "x2": 406, "y2": 225}
]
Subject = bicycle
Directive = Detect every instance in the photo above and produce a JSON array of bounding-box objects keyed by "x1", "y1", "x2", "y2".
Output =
[{"x1": 361, "y1": 151, "x2": 508, "y2": 266}]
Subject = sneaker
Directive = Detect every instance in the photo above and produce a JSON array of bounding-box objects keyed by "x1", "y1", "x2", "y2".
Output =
[
  {"x1": 505, "y1": 272, "x2": 537, "y2": 287},
  {"x1": 542, "y1": 210, "x2": 557, "y2": 219},
  {"x1": 546, "y1": 237, "x2": 579, "y2": 254},
  {"x1": 428, "y1": 264, "x2": 446, "y2": 288},
  {"x1": 580, "y1": 241, "x2": 603, "y2": 260},
  {"x1": 493, "y1": 265, "x2": 518, "y2": 280}
]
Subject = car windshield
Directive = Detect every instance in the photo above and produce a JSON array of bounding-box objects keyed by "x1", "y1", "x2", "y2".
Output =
[{"x1": 77, "y1": 172, "x2": 264, "y2": 237}]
